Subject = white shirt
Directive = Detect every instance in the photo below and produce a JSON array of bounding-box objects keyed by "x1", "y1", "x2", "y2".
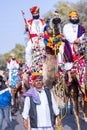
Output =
[
  {"x1": 22, "y1": 89, "x2": 59, "y2": 127},
  {"x1": 28, "y1": 19, "x2": 45, "y2": 35},
  {"x1": 63, "y1": 23, "x2": 78, "y2": 43},
  {"x1": 7, "y1": 59, "x2": 19, "y2": 70}
]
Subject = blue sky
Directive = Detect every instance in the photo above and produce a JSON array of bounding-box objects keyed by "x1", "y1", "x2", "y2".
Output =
[{"x1": 0, "y1": 0, "x2": 80, "y2": 54}]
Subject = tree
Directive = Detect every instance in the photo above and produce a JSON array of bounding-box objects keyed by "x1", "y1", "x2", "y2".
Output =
[
  {"x1": 43, "y1": 1, "x2": 87, "y2": 31},
  {"x1": 11, "y1": 44, "x2": 25, "y2": 63},
  {"x1": 43, "y1": 1, "x2": 75, "y2": 31},
  {"x1": 0, "y1": 55, "x2": 6, "y2": 70}
]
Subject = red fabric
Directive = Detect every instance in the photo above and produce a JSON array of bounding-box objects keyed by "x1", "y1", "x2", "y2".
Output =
[
  {"x1": 16, "y1": 60, "x2": 19, "y2": 64},
  {"x1": 30, "y1": 34, "x2": 38, "y2": 38},
  {"x1": 7, "y1": 60, "x2": 11, "y2": 63},
  {"x1": 28, "y1": 19, "x2": 33, "y2": 25},
  {"x1": 30, "y1": 6, "x2": 39, "y2": 14},
  {"x1": 7, "y1": 59, "x2": 19, "y2": 64},
  {"x1": 32, "y1": 75, "x2": 43, "y2": 80},
  {"x1": 28, "y1": 19, "x2": 45, "y2": 25},
  {"x1": 73, "y1": 54, "x2": 84, "y2": 62}
]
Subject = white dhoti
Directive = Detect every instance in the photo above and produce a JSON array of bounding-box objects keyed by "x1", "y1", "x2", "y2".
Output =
[{"x1": 25, "y1": 40, "x2": 32, "y2": 67}]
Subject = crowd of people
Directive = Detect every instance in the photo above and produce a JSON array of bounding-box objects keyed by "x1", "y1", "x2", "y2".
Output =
[{"x1": 0, "y1": 5, "x2": 87, "y2": 130}]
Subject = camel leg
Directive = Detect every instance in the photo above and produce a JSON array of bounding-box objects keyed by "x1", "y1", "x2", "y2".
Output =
[
  {"x1": 71, "y1": 97, "x2": 81, "y2": 130},
  {"x1": 83, "y1": 101, "x2": 87, "y2": 122},
  {"x1": 83, "y1": 83, "x2": 87, "y2": 122}
]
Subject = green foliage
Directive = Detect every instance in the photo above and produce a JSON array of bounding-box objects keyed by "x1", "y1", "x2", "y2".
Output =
[
  {"x1": 54, "y1": 1, "x2": 74, "y2": 18},
  {"x1": 44, "y1": 1, "x2": 75, "y2": 24},
  {"x1": 11, "y1": 44, "x2": 25, "y2": 63},
  {"x1": 44, "y1": 1, "x2": 87, "y2": 31},
  {"x1": 0, "y1": 55, "x2": 6, "y2": 70}
]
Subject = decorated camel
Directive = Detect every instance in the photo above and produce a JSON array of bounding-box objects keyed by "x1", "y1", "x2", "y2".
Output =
[
  {"x1": 20, "y1": 10, "x2": 87, "y2": 130},
  {"x1": 42, "y1": 15, "x2": 87, "y2": 130}
]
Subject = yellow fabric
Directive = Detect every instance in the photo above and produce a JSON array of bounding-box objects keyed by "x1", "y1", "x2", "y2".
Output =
[
  {"x1": 68, "y1": 11, "x2": 78, "y2": 17},
  {"x1": 32, "y1": 72, "x2": 42, "y2": 77}
]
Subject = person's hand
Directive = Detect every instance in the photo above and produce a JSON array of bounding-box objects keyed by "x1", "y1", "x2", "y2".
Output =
[
  {"x1": 55, "y1": 115, "x2": 61, "y2": 128},
  {"x1": 74, "y1": 38, "x2": 81, "y2": 44},
  {"x1": 23, "y1": 119, "x2": 28, "y2": 129},
  {"x1": 25, "y1": 24, "x2": 28, "y2": 31},
  {"x1": 39, "y1": 33, "x2": 44, "y2": 38}
]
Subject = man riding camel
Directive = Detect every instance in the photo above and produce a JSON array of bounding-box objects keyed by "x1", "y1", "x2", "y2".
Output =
[
  {"x1": 25, "y1": 6, "x2": 46, "y2": 70},
  {"x1": 7, "y1": 53, "x2": 19, "y2": 88},
  {"x1": 63, "y1": 10, "x2": 86, "y2": 94}
]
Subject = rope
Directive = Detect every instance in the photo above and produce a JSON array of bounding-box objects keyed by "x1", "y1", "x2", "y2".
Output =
[
  {"x1": 54, "y1": 64, "x2": 68, "y2": 121},
  {"x1": 59, "y1": 77, "x2": 68, "y2": 120}
]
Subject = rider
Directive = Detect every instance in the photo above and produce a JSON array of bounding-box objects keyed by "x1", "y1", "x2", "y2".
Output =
[
  {"x1": 63, "y1": 10, "x2": 85, "y2": 62},
  {"x1": 7, "y1": 53, "x2": 19, "y2": 88},
  {"x1": 63, "y1": 11, "x2": 86, "y2": 93},
  {"x1": 25, "y1": 6, "x2": 46, "y2": 68},
  {"x1": 7, "y1": 53, "x2": 20, "y2": 114}
]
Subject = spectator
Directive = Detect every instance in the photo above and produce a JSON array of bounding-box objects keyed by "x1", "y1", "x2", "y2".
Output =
[
  {"x1": 22, "y1": 72, "x2": 61, "y2": 130},
  {"x1": 0, "y1": 75, "x2": 12, "y2": 130}
]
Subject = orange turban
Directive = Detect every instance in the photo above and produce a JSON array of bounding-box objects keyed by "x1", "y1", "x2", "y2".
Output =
[
  {"x1": 30, "y1": 6, "x2": 39, "y2": 14},
  {"x1": 32, "y1": 72, "x2": 43, "y2": 80},
  {"x1": 68, "y1": 11, "x2": 78, "y2": 17}
]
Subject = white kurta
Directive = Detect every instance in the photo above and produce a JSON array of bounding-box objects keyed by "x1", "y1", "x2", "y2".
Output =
[
  {"x1": 22, "y1": 89, "x2": 59, "y2": 130},
  {"x1": 63, "y1": 23, "x2": 78, "y2": 43},
  {"x1": 63, "y1": 22, "x2": 78, "y2": 66}
]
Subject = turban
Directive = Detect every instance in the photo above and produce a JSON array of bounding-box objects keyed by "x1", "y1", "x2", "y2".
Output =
[
  {"x1": 30, "y1": 6, "x2": 39, "y2": 14},
  {"x1": 32, "y1": 72, "x2": 43, "y2": 80},
  {"x1": 10, "y1": 53, "x2": 15, "y2": 58},
  {"x1": 68, "y1": 11, "x2": 78, "y2": 17}
]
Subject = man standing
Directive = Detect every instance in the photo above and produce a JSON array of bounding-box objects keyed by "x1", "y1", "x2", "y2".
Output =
[
  {"x1": 25, "y1": 6, "x2": 46, "y2": 69},
  {"x1": 22, "y1": 72, "x2": 61, "y2": 130},
  {"x1": 0, "y1": 75, "x2": 12, "y2": 130}
]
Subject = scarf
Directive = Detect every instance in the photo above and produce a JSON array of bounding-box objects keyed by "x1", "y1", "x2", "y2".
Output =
[{"x1": 23, "y1": 87, "x2": 41, "y2": 105}]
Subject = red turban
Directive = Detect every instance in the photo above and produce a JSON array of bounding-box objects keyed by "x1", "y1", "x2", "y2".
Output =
[
  {"x1": 30, "y1": 6, "x2": 39, "y2": 14},
  {"x1": 32, "y1": 72, "x2": 43, "y2": 80}
]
